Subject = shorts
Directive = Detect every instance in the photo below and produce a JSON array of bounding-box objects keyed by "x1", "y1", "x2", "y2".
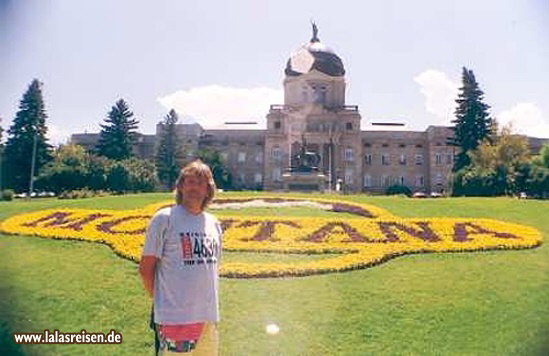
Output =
[{"x1": 155, "y1": 321, "x2": 219, "y2": 355}]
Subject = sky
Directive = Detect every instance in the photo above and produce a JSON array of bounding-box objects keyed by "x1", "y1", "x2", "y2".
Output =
[{"x1": 1, "y1": 0, "x2": 548, "y2": 145}]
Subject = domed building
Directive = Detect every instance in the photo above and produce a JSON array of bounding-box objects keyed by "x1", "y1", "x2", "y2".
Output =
[
  {"x1": 263, "y1": 23, "x2": 363, "y2": 191},
  {"x1": 71, "y1": 24, "x2": 548, "y2": 194}
]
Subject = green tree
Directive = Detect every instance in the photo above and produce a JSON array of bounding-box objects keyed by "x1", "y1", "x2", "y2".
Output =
[
  {"x1": 452, "y1": 126, "x2": 532, "y2": 196},
  {"x1": 155, "y1": 109, "x2": 185, "y2": 188},
  {"x1": 86, "y1": 154, "x2": 111, "y2": 191},
  {"x1": 3, "y1": 79, "x2": 53, "y2": 192},
  {"x1": 449, "y1": 67, "x2": 494, "y2": 171},
  {"x1": 106, "y1": 158, "x2": 158, "y2": 194},
  {"x1": 0, "y1": 117, "x2": 5, "y2": 190},
  {"x1": 123, "y1": 157, "x2": 158, "y2": 192},
  {"x1": 106, "y1": 162, "x2": 129, "y2": 194},
  {"x1": 526, "y1": 143, "x2": 549, "y2": 198},
  {"x1": 96, "y1": 99, "x2": 139, "y2": 160},
  {"x1": 532, "y1": 143, "x2": 549, "y2": 169},
  {"x1": 195, "y1": 148, "x2": 232, "y2": 190},
  {"x1": 35, "y1": 144, "x2": 89, "y2": 194}
]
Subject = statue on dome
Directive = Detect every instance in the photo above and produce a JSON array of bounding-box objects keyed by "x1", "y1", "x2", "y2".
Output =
[{"x1": 311, "y1": 21, "x2": 319, "y2": 42}]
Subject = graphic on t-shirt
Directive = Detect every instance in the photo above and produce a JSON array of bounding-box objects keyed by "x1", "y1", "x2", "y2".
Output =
[
  {"x1": 181, "y1": 234, "x2": 193, "y2": 260},
  {"x1": 180, "y1": 232, "x2": 220, "y2": 266}
]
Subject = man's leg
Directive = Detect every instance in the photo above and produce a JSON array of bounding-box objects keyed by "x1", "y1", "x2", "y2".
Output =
[
  {"x1": 191, "y1": 322, "x2": 218, "y2": 356},
  {"x1": 156, "y1": 322, "x2": 218, "y2": 355}
]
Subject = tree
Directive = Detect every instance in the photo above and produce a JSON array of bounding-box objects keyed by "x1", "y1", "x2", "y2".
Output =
[
  {"x1": 532, "y1": 143, "x2": 549, "y2": 169},
  {"x1": 195, "y1": 148, "x2": 232, "y2": 190},
  {"x1": 35, "y1": 144, "x2": 90, "y2": 194},
  {"x1": 452, "y1": 125, "x2": 531, "y2": 196},
  {"x1": 449, "y1": 67, "x2": 494, "y2": 171},
  {"x1": 0, "y1": 117, "x2": 5, "y2": 190},
  {"x1": 526, "y1": 143, "x2": 549, "y2": 198},
  {"x1": 155, "y1": 109, "x2": 185, "y2": 189},
  {"x1": 3, "y1": 79, "x2": 53, "y2": 192},
  {"x1": 107, "y1": 158, "x2": 158, "y2": 194},
  {"x1": 96, "y1": 99, "x2": 139, "y2": 160}
]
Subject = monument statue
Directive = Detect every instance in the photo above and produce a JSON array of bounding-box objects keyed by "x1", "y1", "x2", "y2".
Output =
[
  {"x1": 290, "y1": 134, "x2": 321, "y2": 173},
  {"x1": 311, "y1": 21, "x2": 319, "y2": 42}
]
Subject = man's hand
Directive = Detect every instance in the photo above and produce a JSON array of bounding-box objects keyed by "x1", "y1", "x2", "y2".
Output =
[{"x1": 139, "y1": 255, "x2": 158, "y2": 298}]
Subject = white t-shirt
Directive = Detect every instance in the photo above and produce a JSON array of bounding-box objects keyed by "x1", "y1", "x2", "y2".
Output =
[{"x1": 141, "y1": 204, "x2": 223, "y2": 325}]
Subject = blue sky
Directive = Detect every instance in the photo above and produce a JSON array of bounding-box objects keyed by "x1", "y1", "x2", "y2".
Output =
[{"x1": 1, "y1": 0, "x2": 548, "y2": 144}]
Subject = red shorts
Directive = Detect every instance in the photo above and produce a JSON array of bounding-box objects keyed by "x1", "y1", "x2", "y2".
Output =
[{"x1": 156, "y1": 322, "x2": 218, "y2": 354}]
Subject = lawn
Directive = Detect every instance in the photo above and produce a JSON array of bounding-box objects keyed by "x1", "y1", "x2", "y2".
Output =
[{"x1": 0, "y1": 192, "x2": 548, "y2": 355}]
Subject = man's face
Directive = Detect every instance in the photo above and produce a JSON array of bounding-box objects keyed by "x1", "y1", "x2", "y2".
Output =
[{"x1": 179, "y1": 174, "x2": 208, "y2": 204}]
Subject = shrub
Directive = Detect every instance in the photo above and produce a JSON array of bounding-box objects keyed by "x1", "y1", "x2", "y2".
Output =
[
  {"x1": 385, "y1": 185, "x2": 412, "y2": 197},
  {"x1": 1, "y1": 189, "x2": 15, "y2": 201}
]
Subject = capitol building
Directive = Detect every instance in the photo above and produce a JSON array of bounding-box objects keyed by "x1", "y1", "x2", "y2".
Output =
[{"x1": 72, "y1": 26, "x2": 547, "y2": 194}]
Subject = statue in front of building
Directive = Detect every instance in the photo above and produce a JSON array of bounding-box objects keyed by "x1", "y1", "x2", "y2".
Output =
[{"x1": 290, "y1": 134, "x2": 321, "y2": 173}]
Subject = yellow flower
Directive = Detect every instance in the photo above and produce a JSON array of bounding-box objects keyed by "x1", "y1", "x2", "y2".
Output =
[{"x1": 0, "y1": 196, "x2": 543, "y2": 278}]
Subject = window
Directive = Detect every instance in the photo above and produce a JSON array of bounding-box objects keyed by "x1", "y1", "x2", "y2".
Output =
[
  {"x1": 446, "y1": 153, "x2": 452, "y2": 165},
  {"x1": 312, "y1": 84, "x2": 327, "y2": 104},
  {"x1": 415, "y1": 154, "x2": 423, "y2": 165},
  {"x1": 363, "y1": 174, "x2": 372, "y2": 188},
  {"x1": 254, "y1": 173, "x2": 262, "y2": 184},
  {"x1": 435, "y1": 153, "x2": 442, "y2": 165},
  {"x1": 416, "y1": 175, "x2": 424, "y2": 187},
  {"x1": 274, "y1": 121, "x2": 281, "y2": 129},
  {"x1": 399, "y1": 154, "x2": 406, "y2": 165},
  {"x1": 255, "y1": 152, "x2": 263, "y2": 163},
  {"x1": 382, "y1": 143, "x2": 389, "y2": 148},
  {"x1": 238, "y1": 152, "x2": 246, "y2": 163},
  {"x1": 346, "y1": 122, "x2": 353, "y2": 131},
  {"x1": 364, "y1": 154, "x2": 372, "y2": 165},
  {"x1": 382, "y1": 175, "x2": 390, "y2": 187},
  {"x1": 238, "y1": 173, "x2": 245, "y2": 183},
  {"x1": 381, "y1": 153, "x2": 390, "y2": 165},
  {"x1": 345, "y1": 168, "x2": 354, "y2": 184},
  {"x1": 272, "y1": 147, "x2": 281, "y2": 161},
  {"x1": 399, "y1": 175, "x2": 405, "y2": 185},
  {"x1": 272, "y1": 168, "x2": 282, "y2": 182},
  {"x1": 344, "y1": 148, "x2": 354, "y2": 162},
  {"x1": 220, "y1": 152, "x2": 228, "y2": 161},
  {"x1": 436, "y1": 173, "x2": 444, "y2": 185}
]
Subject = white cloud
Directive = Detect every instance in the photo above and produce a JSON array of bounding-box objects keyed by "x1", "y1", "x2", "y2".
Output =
[
  {"x1": 47, "y1": 124, "x2": 71, "y2": 146},
  {"x1": 157, "y1": 85, "x2": 283, "y2": 129},
  {"x1": 414, "y1": 69, "x2": 459, "y2": 125},
  {"x1": 496, "y1": 103, "x2": 549, "y2": 138}
]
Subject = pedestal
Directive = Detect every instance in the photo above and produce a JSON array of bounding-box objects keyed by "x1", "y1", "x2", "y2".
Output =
[{"x1": 282, "y1": 172, "x2": 326, "y2": 192}]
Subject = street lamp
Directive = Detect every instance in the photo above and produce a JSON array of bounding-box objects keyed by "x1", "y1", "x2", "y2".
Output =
[{"x1": 28, "y1": 130, "x2": 38, "y2": 200}]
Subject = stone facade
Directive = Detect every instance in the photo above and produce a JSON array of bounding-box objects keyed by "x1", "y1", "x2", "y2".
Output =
[{"x1": 71, "y1": 28, "x2": 547, "y2": 194}]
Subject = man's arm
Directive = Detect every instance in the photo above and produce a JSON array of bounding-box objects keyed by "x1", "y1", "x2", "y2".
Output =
[{"x1": 139, "y1": 255, "x2": 158, "y2": 298}]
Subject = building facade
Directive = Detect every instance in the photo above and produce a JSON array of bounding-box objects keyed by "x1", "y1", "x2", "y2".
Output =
[{"x1": 72, "y1": 27, "x2": 547, "y2": 194}]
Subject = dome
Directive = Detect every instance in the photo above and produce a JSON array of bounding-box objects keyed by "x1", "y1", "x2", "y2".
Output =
[{"x1": 285, "y1": 24, "x2": 345, "y2": 77}]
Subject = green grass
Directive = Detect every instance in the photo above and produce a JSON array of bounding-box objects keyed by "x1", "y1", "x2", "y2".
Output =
[{"x1": 1, "y1": 193, "x2": 548, "y2": 355}]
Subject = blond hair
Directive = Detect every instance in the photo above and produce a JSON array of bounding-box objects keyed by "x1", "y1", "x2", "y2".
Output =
[{"x1": 174, "y1": 159, "x2": 217, "y2": 211}]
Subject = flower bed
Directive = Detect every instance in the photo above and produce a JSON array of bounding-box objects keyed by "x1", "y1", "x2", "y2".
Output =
[{"x1": 0, "y1": 196, "x2": 543, "y2": 278}]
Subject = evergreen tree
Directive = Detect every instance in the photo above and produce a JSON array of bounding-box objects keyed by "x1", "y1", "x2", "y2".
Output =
[
  {"x1": 96, "y1": 99, "x2": 139, "y2": 160},
  {"x1": 155, "y1": 109, "x2": 185, "y2": 189},
  {"x1": 195, "y1": 148, "x2": 232, "y2": 190},
  {"x1": 0, "y1": 117, "x2": 4, "y2": 190},
  {"x1": 3, "y1": 79, "x2": 53, "y2": 192},
  {"x1": 449, "y1": 67, "x2": 494, "y2": 171}
]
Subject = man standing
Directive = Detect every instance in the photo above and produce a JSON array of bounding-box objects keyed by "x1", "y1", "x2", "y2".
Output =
[{"x1": 140, "y1": 160, "x2": 223, "y2": 355}]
